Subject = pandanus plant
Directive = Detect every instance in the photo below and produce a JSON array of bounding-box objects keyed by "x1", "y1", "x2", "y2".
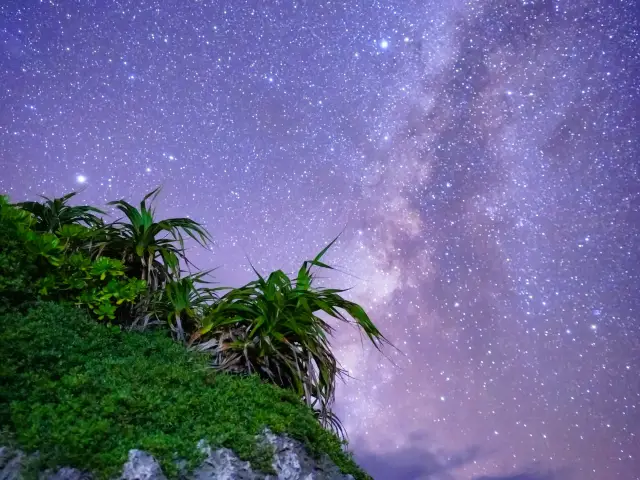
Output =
[
  {"x1": 189, "y1": 236, "x2": 391, "y2": 437},
  {"x1": 15, "y1": 191, "x2": 105, "y2": 233},
  {"x1": 141, "y1": 270, "x2": 218, "y2": 341},
  {"x1": 93, "y1": 187, "x2": 212, "y2": 292}
]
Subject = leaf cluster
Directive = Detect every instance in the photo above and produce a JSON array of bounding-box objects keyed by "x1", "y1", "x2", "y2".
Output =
[
  {"x1": 191, "y1": 237, "x2": 391, "y2": 437},
  {"x1": 0, "y1": 196, "x2": 146, "y2": 321}
]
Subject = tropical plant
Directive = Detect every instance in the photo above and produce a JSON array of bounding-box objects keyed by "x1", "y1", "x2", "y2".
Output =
[
  {"x1": 1, "y1": 194, "x2": 146, "y2": 321},
  {"x1": 0, "y1": 195, "x2": 40, "y2": 308},
  {"x1": 24, "y1": 241, "x2": 147, "y2": 322},
  {"x1": 1, "y1": 195, "x2": 65, "y2": 280},
  {"x1": 93, "y1": 187, "x2": 212, "y2": 292},
  {"x1": 56, "y1": 223, "x2": 100, "y2": 254},
  {"x1": 65, "y1": 256, "x2": 148, "y2": 321},
  {"x1": 1, "y1": 194, "x2": 35, "y2": 232},
  {"x1": 23, "y1": 230, "x2": 64, "y2": 267},
  {"x1": 141, "y1": 270, "x2": 218, "y2": 340},
  {"x1": 14, "y1": 191, "x2": 105, "y2": 233},
  {"x1": 189, "y1": 236, "x2": 390, "y2": 436}
]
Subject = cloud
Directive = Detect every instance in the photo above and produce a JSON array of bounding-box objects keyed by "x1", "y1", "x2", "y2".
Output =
[
  {"x1": 473, "y1": 469, "x2": 567, "y2": 480},
  {"x1": 475, "y1": 476, "x2": 551, "y2": 480},
  {"x1": 352, "y1": 428, "x2": 568, "y2": 480},
  {"x1": 355, "y1": 432, "x2": 479, "y2": 480}
]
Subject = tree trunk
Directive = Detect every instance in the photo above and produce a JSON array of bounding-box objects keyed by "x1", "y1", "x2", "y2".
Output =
[{"x1": 175, "y1": 312, "x2": 185, "y2": 342}]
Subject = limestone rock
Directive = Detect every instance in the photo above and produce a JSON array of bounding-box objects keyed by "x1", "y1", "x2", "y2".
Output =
[
  {"x1": 260, "y1": 429, "x2": 354, "y2": 480},
  {"x1": 193, "y1": 447, "x2": 254, "y2": 480},
  {"x1": 0, "y1": 447, "x2": 25, "y2": 480},
  {"x1": 46, "y1": 467, "x2": 92, "y2": 480},
  {"x1": 0, "y1": 430, "x2": 356, "y2": 480},
  {"x1": 120, "y1": 450, "x2": 166, "y2": 480}
]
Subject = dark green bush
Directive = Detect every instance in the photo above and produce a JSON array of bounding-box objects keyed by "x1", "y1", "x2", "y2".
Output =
[
  {"x1": 0, "y1": 198, "x2": 39, "y2": 310},
  {"x1": 0, "y1": 302, "x2": 369, "y2": 479},
  {"x1": 0, "y1": 196, "x2": 145, "y2": 320}
]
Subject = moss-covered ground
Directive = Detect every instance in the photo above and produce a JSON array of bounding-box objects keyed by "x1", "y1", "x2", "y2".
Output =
[{"x1": 0, "y1": 302, "x2": 369, "y2": 479}]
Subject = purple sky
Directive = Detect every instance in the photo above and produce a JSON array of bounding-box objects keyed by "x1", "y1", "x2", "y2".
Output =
[{"x1": 1, "y1": 1, "x2": 639, "y2": 479}]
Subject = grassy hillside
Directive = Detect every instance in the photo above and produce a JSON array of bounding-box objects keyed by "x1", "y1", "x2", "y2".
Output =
[
  {"x1": 0, "y1": 190, "x2": 387, "y2": 479},
  {"x1": 0, "y1": 301, "x2": 369, "y2": 479}
]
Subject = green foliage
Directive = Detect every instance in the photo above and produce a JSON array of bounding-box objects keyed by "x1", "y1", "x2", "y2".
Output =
[
  {"x1": 0, "y1": 196, "x2": 40, "y2": 309},
  {"x1": 94, "y1": 187, "x2": 212, "y2": 292},
  {"x1": 191, "y1": 236, "x2": 391, "y2": 438},
  {"x1": 147, "y1": 271, "x2": 217, "y2": 341},
  {"x1": 14, "y1": 191, "x2": 105, "y2": 233},
  {"x1": 56, "y1": 223, "x2": 98, "y2": 254},
  {"x1": 1, "y1": 188, "x2": 386, "y2": 478},
  {"x1": 50, "y1": 254, "x2": 147, "y2": 320},
  {"x1": 0, "y1": 196, "x2": 145, "y2": 321},
  {"x1": 0, "y1": 302, "x2": 370, "y2": 480}
]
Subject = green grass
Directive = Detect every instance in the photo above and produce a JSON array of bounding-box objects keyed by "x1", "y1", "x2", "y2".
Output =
[{"x1": 0, "y1": 302, "x2": 369, "y2": 479}]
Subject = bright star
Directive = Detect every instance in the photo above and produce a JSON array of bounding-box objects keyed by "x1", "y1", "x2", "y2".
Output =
[
  {"x1": 379, "y1": 39, "x2": 389, "y2": 49},
  {"x1": 76, "y1": 175, "x2": 86, "y2": 184}
]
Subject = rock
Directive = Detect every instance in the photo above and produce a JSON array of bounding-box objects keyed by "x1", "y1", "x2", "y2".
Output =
[
  {"x1": 260, "y1": 429, "x2": 353, "y2": 480},
  {"x1": 0, "y1": 447, "x2": 90, "y2": 480},
  {"x1": 192, "y1": 428, "x2": 353, "y2": 480},
  {"x1": 121, "y1": 450, "x2": 166, "y2": 480},
  {"x1": 192, "y1": 447, "x2": 254, "y2": 480},
  {"x1": 0, "y1": 431, "x2": 355, "y2": 480},
  {"x1": 46, "y1": 467, "x2": 91, "y2": 480},
  {"x1": 0, "y1": 447, "x2": 24, "y2": 480}
]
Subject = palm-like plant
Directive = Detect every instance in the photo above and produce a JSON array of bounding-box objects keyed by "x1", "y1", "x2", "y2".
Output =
[
  {"x1": 140, "y1": 270, "x2": 218, "y2": 341},
  {"x1": 94, "y1": 187, "x2": 212, "y2": 292},
  {"x1": 14, "y1": 191, "x2": 105, "y2": 233},
  {"x1": 189, "y1": 236, "x2": 391, "y2": 436}
]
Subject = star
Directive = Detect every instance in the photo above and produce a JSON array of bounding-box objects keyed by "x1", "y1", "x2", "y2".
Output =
[{"x1": 1, "y1": 2, "x2": 637, "y2": 479}]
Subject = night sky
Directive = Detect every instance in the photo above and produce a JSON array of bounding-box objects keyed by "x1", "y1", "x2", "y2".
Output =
[{"x1": 1, "y1": 1, "x2": 639, "y2": 479}]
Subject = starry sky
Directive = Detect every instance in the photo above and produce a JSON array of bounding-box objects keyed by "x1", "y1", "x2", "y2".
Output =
[{"x1": 1, "y1": 1, "x2": 639, "y2": 479}]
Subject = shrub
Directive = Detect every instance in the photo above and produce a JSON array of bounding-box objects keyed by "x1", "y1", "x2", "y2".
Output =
[
  {"x1": 0, "y1": 196, "x2": 39, "y2": 310},
  {"x1": 0, "y1": 196, "x2": 146, "y2": 321}
]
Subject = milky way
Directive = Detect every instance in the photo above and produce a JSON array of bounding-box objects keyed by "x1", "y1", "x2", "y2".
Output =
[{"x1": 1, "y1": 1, "x2": 638, "y2": 479}]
